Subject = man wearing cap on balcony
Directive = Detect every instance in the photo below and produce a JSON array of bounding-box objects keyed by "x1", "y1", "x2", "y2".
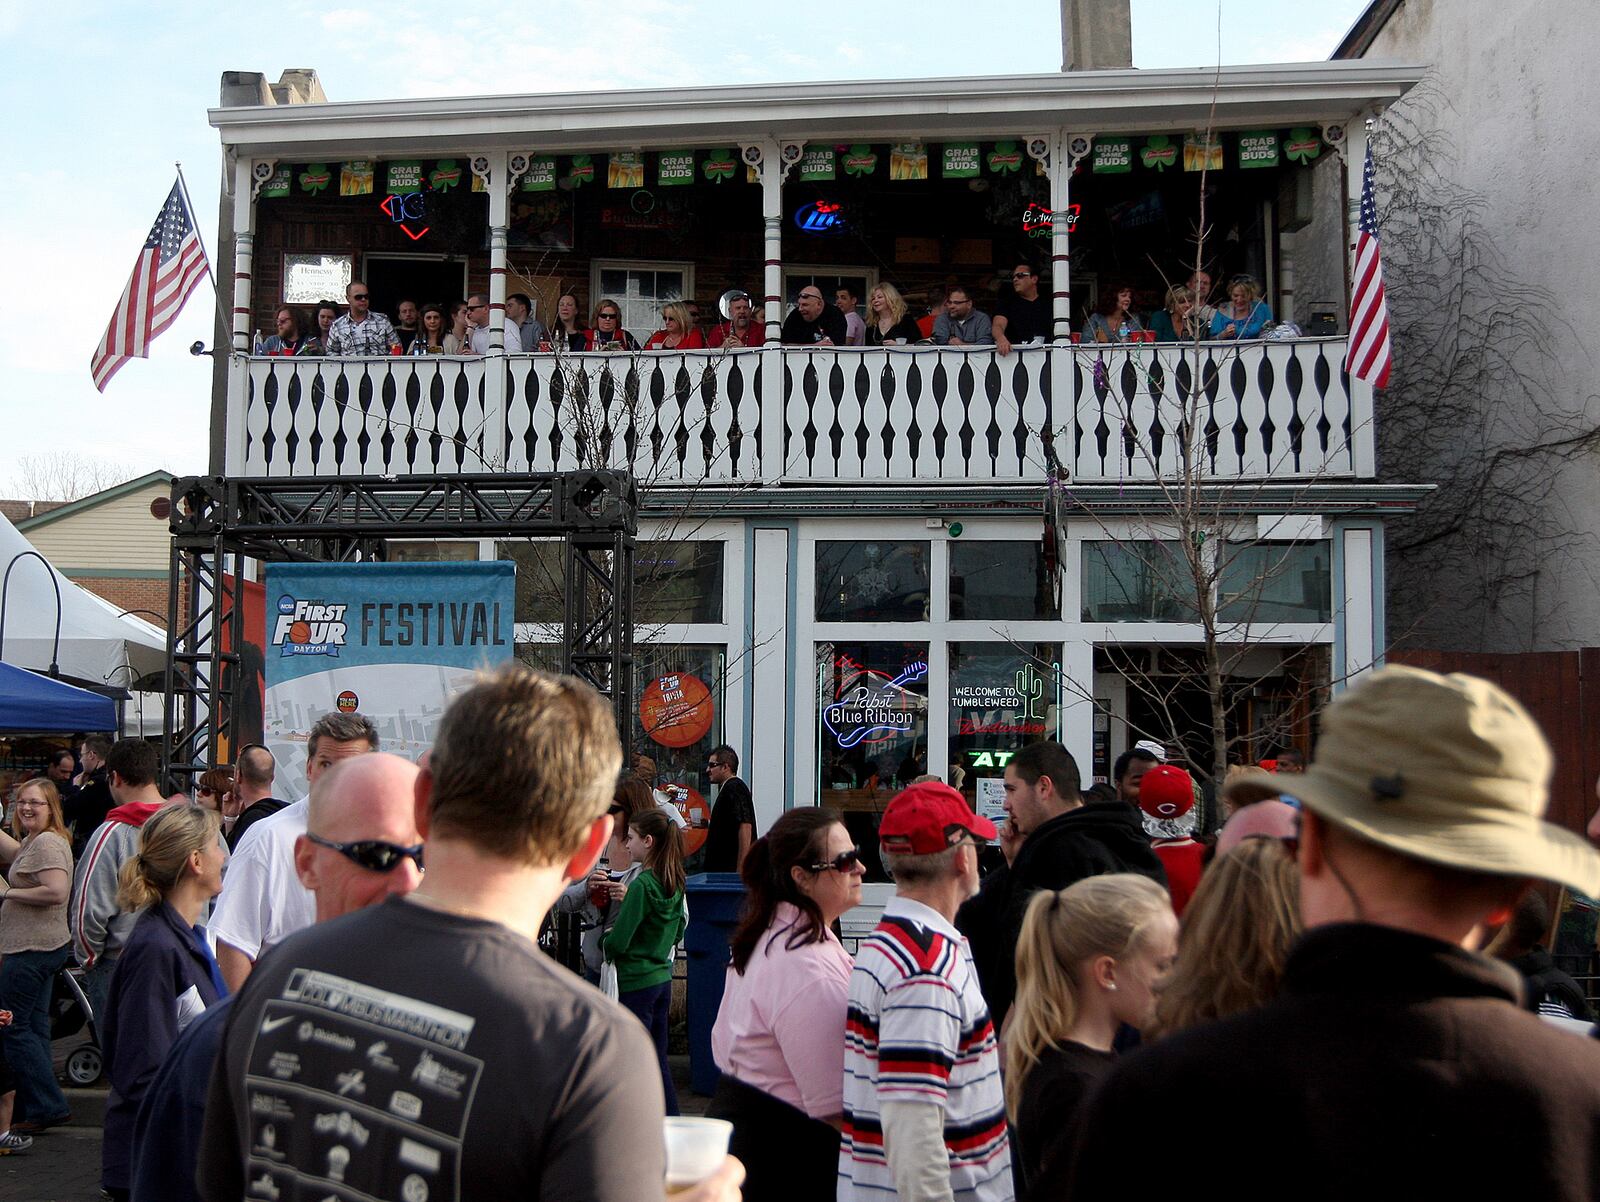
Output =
[
  {"x1": 840, "y1": 781, "x2": 1012, "y2": 1202},
  {"x1": 1064, "y1": 666, "x2": 1600, "y2": 1201},
  {"x1": 324, "y1": 281, "x2": 401, "y2": 356},
  {"x1": 781, "y1": 286, "x2": 848, "y2": 346}
]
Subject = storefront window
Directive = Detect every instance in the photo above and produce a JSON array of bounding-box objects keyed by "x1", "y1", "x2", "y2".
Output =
[
  {"x1": 815, "y1": 542, "x2": 930, "y2": 623},
  {"x1": 950, "y1": 541, "x2": 1058, "y2": 620},
  {"x1": 635, "y1": 644, "x2": 726, "y2": 871},
  {"x1": 1081, "y1": 540, "x2": 1196, "y2": 621},
  {"x1": 1219, "y1": 542, "x2": 1332, "y2": 623},
  {"x1": 636, "y1": 541, "x2": 724, "y2": 623},
  {"x1": 948, "y1": 644, "x2": 1061, "y2": 826},
  {"x1": 386, "y1": 541, "x2": 480, "y2": 562},
  {"x1": 497, "y1": 540, "x2": 564, "y2": 624},
  {"x1": 816, "y1": 642, "x2": 929, "y2": 882}
]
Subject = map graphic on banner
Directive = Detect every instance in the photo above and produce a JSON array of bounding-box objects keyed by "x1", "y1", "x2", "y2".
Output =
[{"x1": 264, "y1": 562, "x2": 515, "y2": 798}]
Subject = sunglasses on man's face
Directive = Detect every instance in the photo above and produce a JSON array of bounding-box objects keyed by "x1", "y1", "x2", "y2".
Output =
[
  {"x1": 307, "y1": 832, "x2": 424, "y2": 873},
  {"x1": 807, "y1": 847, "x2": 864, "y2": 873}
]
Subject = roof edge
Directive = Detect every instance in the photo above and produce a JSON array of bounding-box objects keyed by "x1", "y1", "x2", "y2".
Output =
[
  {"x1": 15, "y1": 470, "x2": 175, "y2": 532},
  {"x1": 1332, "y1": 0, "x2": 1407, "y2": 60}
]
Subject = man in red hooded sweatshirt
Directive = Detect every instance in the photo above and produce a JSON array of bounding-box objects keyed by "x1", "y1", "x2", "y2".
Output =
[
  {"x1": 1137, "y1": 764, "x2": 1206, "y2": 916},
  {"x1": 69, "y1": 740, "x2": 174, "y2": 1030}
]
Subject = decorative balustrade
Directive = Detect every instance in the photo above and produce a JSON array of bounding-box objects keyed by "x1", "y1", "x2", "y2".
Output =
[{"x1": 232, "y1": 338, "x2": 1372, "y2": 484}]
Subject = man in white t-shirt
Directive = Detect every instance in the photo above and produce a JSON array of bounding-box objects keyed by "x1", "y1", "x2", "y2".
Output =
[{"x1": 209, "y1": 712, "x2": 379, "y2": 992}]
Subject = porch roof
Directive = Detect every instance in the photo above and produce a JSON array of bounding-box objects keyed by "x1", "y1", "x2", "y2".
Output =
[{"x1": 210, "y1": 61, "x2": 1424, "y2": 160}]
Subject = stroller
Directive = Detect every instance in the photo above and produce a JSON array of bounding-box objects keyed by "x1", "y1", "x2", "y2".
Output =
[{"x1": 48, "y1": 963, "x2": 103, "y2": 1086}]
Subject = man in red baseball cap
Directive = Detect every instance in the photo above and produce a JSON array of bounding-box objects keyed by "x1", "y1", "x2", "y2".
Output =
[{"x1": 839, "y1": 783, "x2": 1013, "y2": 1202}]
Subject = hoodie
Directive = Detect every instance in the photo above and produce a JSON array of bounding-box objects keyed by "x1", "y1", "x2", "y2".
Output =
[
  {"x1": 600, "y1": 868, "x2": 686, "y2": 993},
  {"x1": 956, "y1": 802, "x2": 1167, "y2": 1026},
  {"x1": 70, "y1": 800, "x2": 164, "y2": 970}
]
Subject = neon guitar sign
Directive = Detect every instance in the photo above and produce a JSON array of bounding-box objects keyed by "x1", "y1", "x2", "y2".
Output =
[{"x1": 822, "y1": 659, "x2": 928, "y2": 748}]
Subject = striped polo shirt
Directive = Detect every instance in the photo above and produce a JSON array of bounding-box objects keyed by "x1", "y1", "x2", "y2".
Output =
[{"x1": 840, "y1": 896, "x2": 1012, "y2": 1202}]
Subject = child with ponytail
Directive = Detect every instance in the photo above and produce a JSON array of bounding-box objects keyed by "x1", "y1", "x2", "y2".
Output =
[
  {"x1": 601, "y1": 808, "x2": 687, "y2": 1114},
  {"x1": 101, "y1": 804, "x2": 228, "y2": 1201},
  {"x1": 1005, "y1": 873, "x2": 1178, "y2": 1198}
]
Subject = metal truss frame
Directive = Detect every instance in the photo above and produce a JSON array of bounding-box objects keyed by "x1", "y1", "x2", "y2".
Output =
[{"x1": 163, "y1": 471, "x2": 636, "y2": 779}]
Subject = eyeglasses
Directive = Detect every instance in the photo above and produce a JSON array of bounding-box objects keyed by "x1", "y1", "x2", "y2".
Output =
[
  {"x1": 598, "y1": 313, "x2": 619, "y2": 320},
  {"x1": 799, "y1": 293, "x2": 822, "y2": 302},
  {"x1": 706, "y1": 760, "x2": 725, "y2": 770},
  {"x1": 306, "y1": 832, "x2": 424, "y2": 873},
  {"x1": 807, "y1": 847, "x2": 864, "y2": 873},
  {"x1": 1011, "y1": 272, "x2": 1033, "y2": 280},
  {"x1": 468, "y1": 303, "x2": 488, "y2": 311},
  {"x1": 351, "y1": 294, "x2": 369, "y2": 301}
]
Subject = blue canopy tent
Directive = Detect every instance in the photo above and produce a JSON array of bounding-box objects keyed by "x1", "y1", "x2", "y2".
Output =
[{"x1": 0, "y1": 662, "x2": 116, "y2": 733}]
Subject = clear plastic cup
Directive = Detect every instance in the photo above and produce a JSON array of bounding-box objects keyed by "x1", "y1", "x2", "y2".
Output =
[{"x1": 663, "y1": 1117, "x2": 732, "y2": 1194}]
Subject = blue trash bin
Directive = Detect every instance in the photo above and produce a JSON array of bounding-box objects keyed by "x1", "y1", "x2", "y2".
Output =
[{"x1": 683, "y1": 872, "x2": 747, "y2": 1096}]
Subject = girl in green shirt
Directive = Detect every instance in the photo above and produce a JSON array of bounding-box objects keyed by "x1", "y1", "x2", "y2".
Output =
[{"x1": 602, "y1": 809, "x2": 687, "y2": 1113}]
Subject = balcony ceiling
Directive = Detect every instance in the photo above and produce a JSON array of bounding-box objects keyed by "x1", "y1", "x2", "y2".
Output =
[{"x1": 210, "y1": 62, "x2": 1424, "y2": 160}]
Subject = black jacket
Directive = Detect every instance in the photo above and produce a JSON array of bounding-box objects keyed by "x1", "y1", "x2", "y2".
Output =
[
  {"x1": 956, "y1": 802, "x2": 1166, "y2": 1025},
  {"x1": 1063, "y1": 923, "x2": 1600, "y2": 1202},
  {"x1": 65, "y1": 768, "x2": 113, "y2": 856}
]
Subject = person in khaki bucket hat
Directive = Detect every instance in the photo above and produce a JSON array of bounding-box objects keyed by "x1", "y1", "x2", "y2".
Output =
[
  {"x1": 1287, "y1": 664, "x2": 1600, "y2": 898},
  {"x1": 1057, "y1": 664, "x2": 1600, "y2": 1202}
]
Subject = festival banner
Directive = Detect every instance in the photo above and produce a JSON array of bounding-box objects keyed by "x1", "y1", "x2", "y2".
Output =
[
  {"x1": 942, "y1": 142, "x2": 981, "y2": 179},
  {"x1": 889, "y1": 143, "x2": 928, "y2": 181},
  {"x1": 799, "y1": 148, "x2": 836, "y2": 182},
  {"x1": 657, "y1": 152, "x2": 696, "y2": 187},
  {"x1": 1092, "y1": 137, "x2": 1134, "y2": 174},
  {"x1": 263, "y1": 562, "x2": 515, "y2": 798},
  {"x1": 519, "y1": 156, "x2": 557, "y2": 192},
  {"x1": 1237, "y1": 131, "x2": 1280, "y2": 169},
  {"x1": 608, "y1": 153, "x2": 645, "y2": 189},
  {"x1": 339, "y1": 161, "x2": 375, "y2": 197}
]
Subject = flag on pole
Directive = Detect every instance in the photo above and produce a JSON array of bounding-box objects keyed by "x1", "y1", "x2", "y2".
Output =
[
  {"x1": 90, "y1": 177, "x2": 211, "y2": 392},
  {"x1": 1345, "y1": 144, "x2": 1392, "y2": 388}
]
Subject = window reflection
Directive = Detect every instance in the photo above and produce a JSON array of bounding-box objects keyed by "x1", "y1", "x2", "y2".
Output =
[
  {"x1": 950, "y1": 541, "x2": 1058, "y2": 620},
  {"x1": 1081, "y1": 540, "x2": 1196, "y2": 622},
  {"x1": 815, "y1": 542, "x2": 930, "y2": 623},
  {"x1": 1219, "y1": 542, "x2": 1331, "y2": 623}
]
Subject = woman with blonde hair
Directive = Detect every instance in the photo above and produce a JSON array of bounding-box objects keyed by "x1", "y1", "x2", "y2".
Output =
[
  {"x1": 1151, "y1": 834, "x2": 1300, "y2": 1038},
  {"x1": 0, "y1": 778, "x2": 75, "y2": 1147},
  {"x1": 643, "y1": 300, "x2": 705, "y2": 350},
  {"x1": 100, "y1": 804, "x2": 227, "y2": 1201},
  {"x1": 1209, "y1": 275, "x2": 1274, "y2": 340},
  {"x1": 1006, "y1": 873, "x2": 1177, "y2": 1195},
  {"x1": 864, "y1": 282, "x2": 923, "y2": 345}
]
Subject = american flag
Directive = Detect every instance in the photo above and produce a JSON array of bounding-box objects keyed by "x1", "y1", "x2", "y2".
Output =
[
  {"x1": 1345, "y1": 144, "x2": 1392, "y2": 388},
  {"x1": 90, "y1": 178, "x2": 211, "y2": 392}
]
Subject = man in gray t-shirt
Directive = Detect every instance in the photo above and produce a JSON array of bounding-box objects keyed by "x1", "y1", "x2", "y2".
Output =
[{"x1": 198, "y1": 666, "x2": 674, "y2": 1202}]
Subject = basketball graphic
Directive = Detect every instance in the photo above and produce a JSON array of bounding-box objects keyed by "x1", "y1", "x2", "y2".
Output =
[{"x1": 289, "y1": 620, "x2": 312, "y2": 644}]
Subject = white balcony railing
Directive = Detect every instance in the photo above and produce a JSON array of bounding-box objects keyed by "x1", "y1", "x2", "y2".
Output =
[{"x1": 232, "y1": 338, "x2": 1372, "y2": 484}]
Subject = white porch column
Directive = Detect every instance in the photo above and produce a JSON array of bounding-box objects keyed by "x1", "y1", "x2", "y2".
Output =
[
  {"x1": 745, "y1": 140, "x2": 798, "y2": 478},
  {"x1": 476, "y1": 151, "x2": 511, "y2": 467},
  {"x1": 1339, "y1": 525, "x2": 1380, "y2": 689},
  {"x1": 1044, "y1": 132, "x2": 1074, "y2": 341},
  {"x1": 232, "y1": 157, "x2": 260, "y2": 354},
  {"x1": 1059, "y1": 639, "x2": 1096, "y2": 783},
  {"x1": 749, "y1": 525, "x2": 792, "y2": 832}
]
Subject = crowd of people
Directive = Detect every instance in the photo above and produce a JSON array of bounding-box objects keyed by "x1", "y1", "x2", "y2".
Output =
[
  {"x1": 1, "y1": 662, "x2": 1598, "y2": 1201},
  {"x1": 255, "y1": 265, "x2": 1282, "y2": 363}
]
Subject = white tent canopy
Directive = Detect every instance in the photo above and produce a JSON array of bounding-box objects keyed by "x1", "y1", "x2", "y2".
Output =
[{"x1": 0, "y1": 513, "x2": 168, "y2": 687}]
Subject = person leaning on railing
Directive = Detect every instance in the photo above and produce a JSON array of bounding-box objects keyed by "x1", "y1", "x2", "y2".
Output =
[
  {"x1": 258, "y1": 307, "x2": 320, "y2": 356},
  {"x1": 645, "y1": 301, "x2": 706, "y2": 350},
  {"x1": 1082, "y1": 281, "x2": 1146, "y2": 344},
  {"x1": 864, "y1": 282, "x2": 924, "y2": 345},
  {"x1": 931, "y1": 285, "x2": 992, "y2": 346},
  {"x1": 588, "y1": 300, "x2": 642, "y2": 351},
  {"x1": 406, "y1": 303, "x2": 455, "y2": 355},
  {"x1": 1149, "y1": 285, "x2": 1208, "y2": 342},
  {"x1": 1209, "y1": 276, "x2": 1274, "y2": 340}
]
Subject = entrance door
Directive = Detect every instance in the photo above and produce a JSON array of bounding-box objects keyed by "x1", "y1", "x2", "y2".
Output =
[{"x1": 364, "y1": 255, "x2": 471, "y2": 317}]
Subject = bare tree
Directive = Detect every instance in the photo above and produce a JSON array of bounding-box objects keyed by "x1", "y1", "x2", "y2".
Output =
[{"x1": 9, "y1": 453, "x2": 132, "y2": 502}]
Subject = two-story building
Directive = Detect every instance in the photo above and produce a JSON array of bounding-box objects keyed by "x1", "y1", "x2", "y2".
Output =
[{"x1": 206, "y1": 35, "x2": 1426, "y2": 870}]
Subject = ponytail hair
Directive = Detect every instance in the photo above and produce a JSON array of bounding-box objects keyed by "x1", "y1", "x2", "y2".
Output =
[
  {"x1": 116, "y1": 804, "x2": 220, "y2": 912},
  {"x1": 1005, "y1": 873, "x2": 1172, "y2": 1120},
  {"x1": 630, "y1": 809, "x2": 685, "y2": 899},
  {"x1": 728, "y1": 808, "x2": 840, "y2": 975}
]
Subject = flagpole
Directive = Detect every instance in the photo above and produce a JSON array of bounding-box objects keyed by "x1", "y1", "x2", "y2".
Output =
[{"x1": 174, "y1": 161, "x2": 233, "y2": 343}]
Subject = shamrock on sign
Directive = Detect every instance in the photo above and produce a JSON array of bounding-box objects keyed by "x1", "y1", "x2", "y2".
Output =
[
  {"x1": 430, "y1": 160, "x2": 463, "y2": 191},
  {"x1": 299, "y1": 163, "x2": 331, "y2": 194},
  {"x1": 1141, "y1": 135, "x2": 1177, "y2": 172}
]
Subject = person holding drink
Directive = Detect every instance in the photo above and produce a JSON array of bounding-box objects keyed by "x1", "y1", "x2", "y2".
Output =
[{"x1": 553, "y1": 777, "x2": 651, "y2": 985}]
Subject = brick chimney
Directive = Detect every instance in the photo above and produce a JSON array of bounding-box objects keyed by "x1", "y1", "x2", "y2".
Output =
[{"x1": 1062, "y1": 0, "x2": 1133, "y2": 71}]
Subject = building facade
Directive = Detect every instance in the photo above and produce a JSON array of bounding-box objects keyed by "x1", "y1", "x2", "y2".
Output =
[{"x1": 207, "y1": 60, "x2": 1425, "y2": 865}]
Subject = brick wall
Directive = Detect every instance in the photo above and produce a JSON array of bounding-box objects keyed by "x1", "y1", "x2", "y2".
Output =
[{"x1": 73, "y1": 576, "x2": 186, "y2": 630}]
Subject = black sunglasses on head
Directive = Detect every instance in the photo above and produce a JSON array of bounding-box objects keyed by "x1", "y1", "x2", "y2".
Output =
[
  {"x1": 807, "y1": 847, "x2": 864, "y2": 873},
  {"x1": 307, "y1": 832, "x2": 424, "y2": 873}
]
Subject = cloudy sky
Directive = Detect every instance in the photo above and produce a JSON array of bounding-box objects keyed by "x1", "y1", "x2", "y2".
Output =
[{"x1": 0, "y1": 0, "x2": 1370, "y2": 494}]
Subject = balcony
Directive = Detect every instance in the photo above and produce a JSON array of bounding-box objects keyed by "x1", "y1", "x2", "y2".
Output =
[{"x1": 230, "y1": 337, "x2": 1372, "y2": 485}]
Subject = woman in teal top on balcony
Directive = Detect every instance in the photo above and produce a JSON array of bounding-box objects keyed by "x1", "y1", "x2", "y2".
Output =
[
  {"x1": 1209, "y1": 277, "x2": 1274, "y2": 340},
  {"x1": 1150, "y1": 285, "x2": 1207, "y2": 342}
]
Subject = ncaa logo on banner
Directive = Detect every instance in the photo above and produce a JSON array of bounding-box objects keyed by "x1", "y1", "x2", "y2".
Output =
[{"x1": 271, "y1": 595, "x2": 350, "y2": 658}]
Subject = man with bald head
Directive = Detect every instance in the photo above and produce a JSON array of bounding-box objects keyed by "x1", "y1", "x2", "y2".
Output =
[{"x1": 129, "y1": 753, "x2": 422, "y2": 1202}]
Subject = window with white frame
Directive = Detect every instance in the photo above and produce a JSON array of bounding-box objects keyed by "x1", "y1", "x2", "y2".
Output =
[{"x1": 591, "y1": 261, "x2": 695, "y2": 338}]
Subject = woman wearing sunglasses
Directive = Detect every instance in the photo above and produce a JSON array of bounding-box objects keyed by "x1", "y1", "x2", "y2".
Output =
[
  {"x1": 101, "y1": 804, "x2": 228, "y2": 1202},
  {"x1": 708, "y1": 808, "x2": 863, "y2": 1202}
]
